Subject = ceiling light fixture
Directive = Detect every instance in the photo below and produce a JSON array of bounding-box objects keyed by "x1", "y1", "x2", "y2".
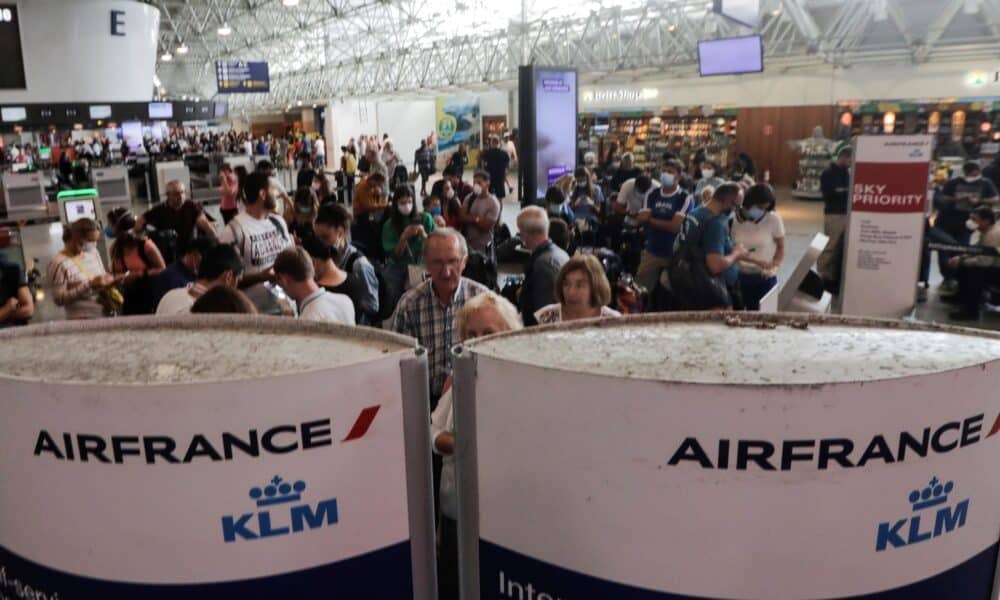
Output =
[
  {"x1": 667, "y1": 24, "x2": 676, "y2": 32},
  {"x1": 771, "y1": 9, "x2": 782, "y2": 16},
  {"x1": 218, "y1": 23, "x2": 232, "y2": 36},
  {"x1": 177, "y1": 42, "x2": 189, "y2": 54},
  {"x1": 161, "y1": 52, "x2": 173, "y2": 61},
  {"x1": 282, "y1": 0, "x2": 299, "y2": 6}
]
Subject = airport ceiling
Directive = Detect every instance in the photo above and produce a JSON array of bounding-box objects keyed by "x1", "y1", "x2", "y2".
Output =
[{"x1": 145, "y1": 0, "x2": 1000, "y2": 113}]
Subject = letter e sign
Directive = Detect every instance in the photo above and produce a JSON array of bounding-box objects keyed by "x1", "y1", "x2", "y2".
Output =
[{"x1": 111, "y1": 10, "x2": 125, "y2": 36}]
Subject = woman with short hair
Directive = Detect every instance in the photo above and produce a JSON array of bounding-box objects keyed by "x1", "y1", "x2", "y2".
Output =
[{"x1": 534, "y1": 255, "x2": 622, "y2": 324}]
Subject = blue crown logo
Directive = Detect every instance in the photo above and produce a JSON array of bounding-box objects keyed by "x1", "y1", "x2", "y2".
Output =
[
  {"x1": 908, "y1": 476, "x2": 953, "y2": 511},
  {"x1": 909, "y1": 149, "x2": 924, "y2": 158},
  {"x1": 249, "y1": 475, "x2": 306, "y2": 507}
]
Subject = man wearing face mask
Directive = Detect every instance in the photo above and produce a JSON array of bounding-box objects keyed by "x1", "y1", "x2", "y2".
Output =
[
  {"x1": 937, "y1": 162, "x2": 1000, "y2": 293},
  {"x1": 459, "y1": 171, "x2": 501, "y2": 255},
  {"x1": 636, "y1": 160, "x2": 695, "y2": 296},
  {"x1": 674, "y1": 183, "x2": 751, "y2": 310},
  {"x1": 314, "y1": 203, "x2": 380, "y2": 324},
  {"x1": 944, "y1": 206, "x2": 1000, "y2": 321}
]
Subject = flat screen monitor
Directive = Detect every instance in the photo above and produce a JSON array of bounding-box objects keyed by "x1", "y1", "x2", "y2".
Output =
[
  {"x1": 122, "y1": 121, "x2": 143, "y2": 152},
  {"x1": 713, "y1": 0, "x2": 760, "y2": 28},
  {"x1": 148, "y1": 102, "x2": 173, "y2": 119},
  {"x1": 214, "y1": 102, "x2": 228, "y2": 118},
  {"x1": 1, "y1": 106, "x2": 27, "y2": 122},
  {"x1": 0, "y1": 4, "x2": 26, "y2": 89},
  {"x1": 89, "y1": 105, "x2": 112, "y2": 119},
  {"x1": 64, "y1": 198, "x2": 97, "y2": 224},
  {"x1": 698, "y1": 35, "x2": 763, "y2": 77},
  {"x1": 38, "y1": 147, "x2": 52, "y2": 160}
]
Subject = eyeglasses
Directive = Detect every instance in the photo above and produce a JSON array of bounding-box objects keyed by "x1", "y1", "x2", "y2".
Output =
[{"x1": 426, "y1": 257, "x2": 464, "y2": 271}]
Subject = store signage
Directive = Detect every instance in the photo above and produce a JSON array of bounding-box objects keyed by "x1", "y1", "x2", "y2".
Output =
[
  {"x1": 581, "y1": 88, "x2": 659, "y2": 105},
  {"x1": 841, "y1": 135, "x2": 932, "y2": 317},
  {"x1": 216, "y1": 61, "x2": 271, "y2": 93}
]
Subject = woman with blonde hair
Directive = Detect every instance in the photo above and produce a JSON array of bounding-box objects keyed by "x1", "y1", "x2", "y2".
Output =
[
  {"x1": 430, "y1": 291, "x2": 521, "y2": 600},
  {"x1": 535, "y1": 254, "x2": 622, "y2": 324}
]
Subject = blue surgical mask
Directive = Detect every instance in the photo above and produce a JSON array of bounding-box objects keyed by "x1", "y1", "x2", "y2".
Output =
[
  {"x1": 660, "y1": 172, "x2": 675, "y2": 188},
  {"x1": 104, "y1": 225, "x2": 115, "y2": 238},
  {"x1": 746, "y1": 207, "x2": 766, "y2": 221},
  {"x1": 430, "y1": 206, "x2": 442, "y2": 216}
]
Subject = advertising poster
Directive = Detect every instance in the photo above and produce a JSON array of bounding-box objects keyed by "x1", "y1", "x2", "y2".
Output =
[
  {"x1": 533, "y1": 69, "x2": 577, "y2": 200},
  {"x1": 466, "y1": 355, "x2": 1000, "y2": 599},
  {"x1": 0, "y1": 354, "x2": 418, "y2": 598},
  {"x1": 436, "y1": 96, "x2": 481, "y2": 169},
  {"x1": 841, "y1": 135, "x2": 932, "y2": 317}
]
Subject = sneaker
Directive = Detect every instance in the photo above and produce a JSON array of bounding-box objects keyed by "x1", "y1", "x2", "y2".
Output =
[
  {"x1": 916, "y1": 286, "x2": 928, "y2": 303},
  {"x1": 948, "y1": 309, "x2": 979, "y2": 322}
]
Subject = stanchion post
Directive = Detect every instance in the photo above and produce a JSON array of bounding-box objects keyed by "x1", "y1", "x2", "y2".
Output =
[
  {"x1": 453, "y1": 346, "x2": 480, "y2": 600},
  {"x1": 400, "y1": 349, "x2": 438, "y2": 600}
]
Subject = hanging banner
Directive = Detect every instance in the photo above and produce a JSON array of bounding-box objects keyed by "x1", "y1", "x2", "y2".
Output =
[
  {"x1": 841, "y1": 135, "x2": 933, "y2": 317},
  {"x1": 435, "y1": 96, "x2": 481, "y2": 169}
]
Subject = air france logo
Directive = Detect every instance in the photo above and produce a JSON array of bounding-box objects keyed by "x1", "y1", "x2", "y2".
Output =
[
  {"x1": 221, "y1": 475, "x2": 338, "y2": 543},
  {"x1": 909, "y1": 148, "x2": 925, "y2": 158},
  {"x1": 876, "y1": 477, "x2": 969, "y2": 552}
]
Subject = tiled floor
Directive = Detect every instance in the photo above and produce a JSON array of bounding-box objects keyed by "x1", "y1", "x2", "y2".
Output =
[{"x1": 14, "y1": 172, "x2": 999, "y2": 332}]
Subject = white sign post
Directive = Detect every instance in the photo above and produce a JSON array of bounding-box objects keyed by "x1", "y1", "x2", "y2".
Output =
[{"x1": 841, "y1": 135, "x2": 933, "y2": 317}]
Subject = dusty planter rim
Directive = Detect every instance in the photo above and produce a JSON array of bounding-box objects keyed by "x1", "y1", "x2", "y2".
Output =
[
  {"x1": 0, "y1": 314, "x2": 420, "y2": 387},
  {"x1": 456, "y1": 311, "x2": 1000, "y2": 387}
]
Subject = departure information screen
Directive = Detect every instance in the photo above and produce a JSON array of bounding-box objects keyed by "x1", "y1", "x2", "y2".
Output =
[{"x1": 0, "y1": 4, "x2": 27, "y2": 89}]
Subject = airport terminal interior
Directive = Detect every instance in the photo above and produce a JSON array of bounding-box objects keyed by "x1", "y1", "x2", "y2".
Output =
[{"x1": 2, "y1": 0, "x2": 1000, "y2": 599}]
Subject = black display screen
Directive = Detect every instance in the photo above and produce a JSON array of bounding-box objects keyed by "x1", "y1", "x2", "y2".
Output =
[{"x1": 0, "y1": 4, "x2": 27, "y2": 90}]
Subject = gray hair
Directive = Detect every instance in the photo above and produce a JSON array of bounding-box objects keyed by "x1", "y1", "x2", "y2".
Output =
[
  {"x1": 516, "y1": 206, "x2": 549, "y2": 237},
  {"x1": 424, "y1": 227, "x2": 468, "y2": 257},
  {"x1": 456, "y1": 291, "x2": 523, "y2": 341}
]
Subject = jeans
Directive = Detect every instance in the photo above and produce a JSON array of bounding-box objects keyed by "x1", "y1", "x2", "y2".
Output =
[
  {"x1": 381, "y1": 262, "x2": 408, "y2": 313},
  {"x1": 738, "y1": 271, "x2": 778, "y2": 311},
  {"x1": 339, "y1": 174, "x2": 355, "y2": 205},
  {"x1": 920, "y1": 221, "x2": 967, "y2": 283}
]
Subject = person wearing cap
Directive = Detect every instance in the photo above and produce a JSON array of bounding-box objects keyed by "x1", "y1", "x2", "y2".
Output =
[{"x1": 817, "y1": 145, "x2": 852, "y2": 289}]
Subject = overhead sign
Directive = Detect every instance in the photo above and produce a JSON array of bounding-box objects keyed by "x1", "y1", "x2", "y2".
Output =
[
  {"x1": 216, "y1": 61, "x2": 270, "y2": 93},
  {"x1": 841, "y1": 135, "x2": 933, "y2": 317},
  {"x1": 0, "y1": 4, "x2": 26, "y2": 89}
]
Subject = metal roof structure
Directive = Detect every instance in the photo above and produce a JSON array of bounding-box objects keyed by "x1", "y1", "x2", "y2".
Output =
[{"x1": 146, "y1": 0, "x2": 1000, "y2": 114}]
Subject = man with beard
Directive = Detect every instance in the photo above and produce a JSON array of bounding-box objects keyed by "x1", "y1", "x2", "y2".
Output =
[{"x1": 219, "y1": 172, "x2": 293, "y2": 311}]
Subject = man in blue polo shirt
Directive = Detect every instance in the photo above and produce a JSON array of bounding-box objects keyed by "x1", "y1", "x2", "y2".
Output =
[{"x1": 636, "y1": 159, "x2": 694, "y2": 294}]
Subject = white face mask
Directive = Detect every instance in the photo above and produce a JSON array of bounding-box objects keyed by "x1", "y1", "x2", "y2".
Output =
[
  {"x1": 81, "y1": 241, "x2": 98, "y2": 254},
  {"x1": 965, "y1": 175, "x2": 982, "y2": 183},
  {"x1": 398, "y1": 202, "x2": 413, "y2": 216},
  {"x1": 473, "y1": 184, "x2": 483, "y2": 196},
  {"x1": 702, "y1": 169, "x2": 715, "y2": 179},
  {"x1": 967, "y1": 219, "x2": 980, "y2": 231}
]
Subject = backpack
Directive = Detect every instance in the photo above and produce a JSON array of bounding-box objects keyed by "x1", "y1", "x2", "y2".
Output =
[
  {"x1": 462, "y1": 250, "x2": 498, "y2": 292},
  {"x1": 148, "y1": 228, "x2": 178, "y2": 265},
  {"x1": 345, "y1": 248, "x2": 393, "y2": 323},
  {"x1": 666, "y1": 213, "x2": 731, "y2": 310}
]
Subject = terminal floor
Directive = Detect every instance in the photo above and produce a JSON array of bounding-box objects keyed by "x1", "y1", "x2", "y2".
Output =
[{"x1": 18, "y1": 176, "x2": 1000, "y2": 332}]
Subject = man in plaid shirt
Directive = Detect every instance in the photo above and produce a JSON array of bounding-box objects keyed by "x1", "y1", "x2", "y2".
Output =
[{"x1": 392, "y1": 228, "x2": 488, "y2": 403}]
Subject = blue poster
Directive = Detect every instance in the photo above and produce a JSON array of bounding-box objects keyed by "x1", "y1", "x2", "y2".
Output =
[{"x1": 216, "y1": 61, "x2": 270, "y2": 94}]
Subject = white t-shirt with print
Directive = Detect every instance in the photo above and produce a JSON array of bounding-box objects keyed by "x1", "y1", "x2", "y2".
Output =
[{"x1": 731, "y1": 211, "x2": 786, "y2": 274}]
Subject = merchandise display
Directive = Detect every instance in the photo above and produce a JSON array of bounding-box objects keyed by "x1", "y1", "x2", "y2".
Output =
[{"x1": 789, "y1": 126, "x2": 836, "y2": 199}]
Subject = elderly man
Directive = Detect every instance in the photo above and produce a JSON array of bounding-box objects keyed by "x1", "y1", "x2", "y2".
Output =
[
  {"x1": 517, "y1": 206, "x2": 569, "y2": 326},
  {"x1": 136, "y1": 180, "x2": 217, "y2": 251},
  {"x1": 391, "y1": 228, "x2": 488, "y2": 403}
]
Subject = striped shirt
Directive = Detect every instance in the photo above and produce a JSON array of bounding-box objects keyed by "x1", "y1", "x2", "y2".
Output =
[{"x1": 391, "y1": 277, "x2": 488, "y2": 399}]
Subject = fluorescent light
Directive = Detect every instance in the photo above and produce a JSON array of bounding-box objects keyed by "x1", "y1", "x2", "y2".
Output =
[
  {"x1": 161, "y1": 52, "x2": 172, "y2": 61},
  {"x1": 176, "y1": 43, "x2": 189, "y2": 54},
  {"x1": 218, "y1": 23, "x2": 232, "y2": 36},
  {"x1": 297, "y1": 100, "x2": 303, "y2": 106},
  {"x1": 282, "y1": 0, "x2": 299, "y2": 5}
]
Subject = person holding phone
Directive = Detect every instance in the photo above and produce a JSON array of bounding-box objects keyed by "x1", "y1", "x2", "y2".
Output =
[
  {"x1": 48, "y1": 218, "x2": 126, "y2": 319},
  {"x1": 382, "y1": 185, "x2": 435, "y2": 309}
]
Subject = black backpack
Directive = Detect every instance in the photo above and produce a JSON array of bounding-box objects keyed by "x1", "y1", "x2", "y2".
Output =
[
  {"x1": 462, "y1": 250, "x2": 498, "y2": 292},
  {"x1": 345, "y1": 248, "x2": 393, "y2": 324},
  {"x1": 148, "y1": 228, "x2": 178, "y2": 265}
]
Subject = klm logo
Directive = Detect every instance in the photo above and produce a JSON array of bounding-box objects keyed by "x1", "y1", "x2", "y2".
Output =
[
  {"x1": 221, "y1": 475, "x2": 338, "y2": 543},
  {"x1": 876, "y1": 477, "x2": 968, "y2": 552}
]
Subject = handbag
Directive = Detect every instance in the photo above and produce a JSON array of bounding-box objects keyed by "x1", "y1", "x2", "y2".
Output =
[{"x1": 666, "y1": 213, "x2": 732, "y2": 310}]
